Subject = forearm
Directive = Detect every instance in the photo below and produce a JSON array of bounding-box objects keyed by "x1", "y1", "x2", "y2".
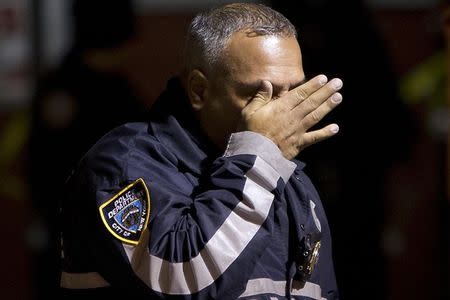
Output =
[{"x1": 121, "y1": 132, "x2": 297, "y2": 298}]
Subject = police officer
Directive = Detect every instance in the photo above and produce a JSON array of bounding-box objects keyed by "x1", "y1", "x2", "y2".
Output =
[{"x1": 60, "y1": 3, "x2": 342, "y2": 299}]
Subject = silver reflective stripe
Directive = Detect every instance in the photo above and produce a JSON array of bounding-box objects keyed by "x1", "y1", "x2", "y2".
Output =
[
  {"x1": 310, "y1": 200, "x2": 322, "y2": 232},
  {"x1": 224, "y1": 131, "x2": 297, "y2": 183},
  {"x1": 239, "y1": 278, "x2": 326, "y2": 300},
  {"x1": 60, "y1": 271, "x2": 110, "y2": 289},
  {"x1": 123, "y1": 156, "x2": 280, "y2": 294},
  {"x1": 291, "y1": 280, "x2": 326, "y2": 300}
]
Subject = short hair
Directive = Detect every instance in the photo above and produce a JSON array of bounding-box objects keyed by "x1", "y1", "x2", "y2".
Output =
[{"x1": 183, "y1": 3, "x2": 297, "y2": 73}]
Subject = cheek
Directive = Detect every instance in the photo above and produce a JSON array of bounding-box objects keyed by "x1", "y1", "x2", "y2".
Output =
[
  {"x1": 210, "y1": 97, "x2": 244, "y2": 132},
  {"x1": 225, "y1": 97, "x2": 248, "y2": 122},
  {"x1": 211, "y1": 92, "x2": 246, "y2": 113},
  {"x1": 207, "y1": 85, "x2": 248, "y2": 124},
  {"x1": 227, "y1": 89, "x2": 251, "y2": 111}
]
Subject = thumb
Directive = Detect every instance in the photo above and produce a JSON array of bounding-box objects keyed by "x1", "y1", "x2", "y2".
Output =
[{"x1": 244, "y1": 80, "x2": 273, "y2": 115}]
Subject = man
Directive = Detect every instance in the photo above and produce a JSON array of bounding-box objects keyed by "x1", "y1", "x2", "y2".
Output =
[{"x1": 60, "y1": 3, "x2": 342, "y2": 299}]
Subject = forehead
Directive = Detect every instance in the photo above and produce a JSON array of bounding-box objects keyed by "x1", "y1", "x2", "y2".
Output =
[{"x1": 220, "y1": 31, "x2": 304, "y2": 87}]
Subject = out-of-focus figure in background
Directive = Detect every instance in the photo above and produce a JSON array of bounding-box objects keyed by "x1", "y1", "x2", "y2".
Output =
[
  {"x1": 396, "y1": 1, "x2": 449, "y2": 298},
  {"x1": 442, "y1": 0, "x2": 450, "y2": 294},
  {"x1": 271, "y1": 0, "x2": 417, "y2": 299},
  {"x1": 442, "y1": 0, "x2": 450, "y2": 204},
  {"x1": 28, "y1": 0, "x2": 147, "y2": 298}
]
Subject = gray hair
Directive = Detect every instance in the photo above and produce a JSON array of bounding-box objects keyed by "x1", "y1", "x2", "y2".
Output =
[{"x1": 183, "y1": 3, "x2": 297, "y2": 73}]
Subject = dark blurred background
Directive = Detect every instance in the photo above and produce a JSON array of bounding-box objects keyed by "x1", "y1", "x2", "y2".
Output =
[{"x1": 0, "y1": 0, "x2": 448, "y2": 299}]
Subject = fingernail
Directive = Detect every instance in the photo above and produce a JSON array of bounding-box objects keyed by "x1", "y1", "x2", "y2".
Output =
[
  {"x1": 330, "y1": 124, "x2": 339, "y2": 133},
  {"x1": 318, "y1": 75, "x2": 328, "y2": 86},
  {"x1": 331, "y1": 93, "x2": 342, "y2": 103},
  {"x1": 331, "y1": 78, "x2": 343, "y2": 90}
]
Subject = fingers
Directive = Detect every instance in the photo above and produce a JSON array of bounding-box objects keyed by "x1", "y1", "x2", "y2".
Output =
[
  {"x1": 301, "y1": 123, "x2": 340, "y2": 149},
  {"x1": 300, "y1": 92, "x2": 342, "y2": 130},
  {"x1": 242, "y1": 80, "x2": 273, "y2": 116},
  {"x1": 294, "y1": 78, "x2": 343, "y2": 119},
  {"x1": 254, "y1": 80, "x2": 273, "y2": 103},
  {"x1": 284, "y1": 74, "x2": 328, "y2": 108}
]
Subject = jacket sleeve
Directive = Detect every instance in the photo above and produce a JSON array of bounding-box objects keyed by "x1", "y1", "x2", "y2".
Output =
[{"x1": 88, "y1": 131, "x2": 297, "y2": 299}]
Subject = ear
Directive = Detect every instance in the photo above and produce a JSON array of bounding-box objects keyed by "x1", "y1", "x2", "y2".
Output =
[{"x1": 187, "y1": 69, "x2": 208, "y2": 111}]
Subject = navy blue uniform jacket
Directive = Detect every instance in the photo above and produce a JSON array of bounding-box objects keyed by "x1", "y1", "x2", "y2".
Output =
[{"x1": 60, "y1": 78, "x2": 338, "y2": 299}]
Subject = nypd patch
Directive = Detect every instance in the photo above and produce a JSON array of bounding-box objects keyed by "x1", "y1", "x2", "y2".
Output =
[{"x1": 99, "y1": 178, "x2": 150, "y2": 245}]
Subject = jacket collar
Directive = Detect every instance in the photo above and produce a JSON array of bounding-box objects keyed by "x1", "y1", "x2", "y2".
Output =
[{"x1": 148, "y1": 77, "x2": 220, "y2": 175}]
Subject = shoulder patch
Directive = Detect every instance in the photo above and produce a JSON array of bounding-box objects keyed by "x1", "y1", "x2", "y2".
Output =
[{"x1": 99, "y1": 178, "x2": 150, "y2": 245}]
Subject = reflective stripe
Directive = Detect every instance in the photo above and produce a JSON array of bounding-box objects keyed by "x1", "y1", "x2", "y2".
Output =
[
  {"x1": 310, "y1": 200, "x2": 321, "y2": 232},
  {"x1": 291, "y1": 280, "x2": 326, "y2": 300},
  {"x1": 60, "y1": 271, "x2": 110, "y2": 289},
  {"x1": 224, "y1": 131, "x2": 297, "y2": 183},
  {"x1": 123, "y1": 156, "x2": 280, "y2": 294},
  {"x1": 239, "y1": 278, "x2": 326, "y2": 300}
]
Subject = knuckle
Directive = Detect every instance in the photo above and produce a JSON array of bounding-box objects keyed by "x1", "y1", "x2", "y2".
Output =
[
  {"x1": 311, "y1": 111, "x2": 322, "y2": 122},
  {"x1": 305, "y1": 97, "x2": 317, "y2": 110},
  {"x1": 253, "y1": 94, "x2": 264, "y2": 101},
  {"x1": 295, "y1": 88, "x2": 309, "y2": 101},
  {"x1": 310, "y1": 134, "x2": 319, "y2": 144}
]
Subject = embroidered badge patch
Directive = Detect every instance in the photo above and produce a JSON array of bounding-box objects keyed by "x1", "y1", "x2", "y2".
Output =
[{"x1": 99, "y1": 178, "x2": 150, "y2": 245}]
